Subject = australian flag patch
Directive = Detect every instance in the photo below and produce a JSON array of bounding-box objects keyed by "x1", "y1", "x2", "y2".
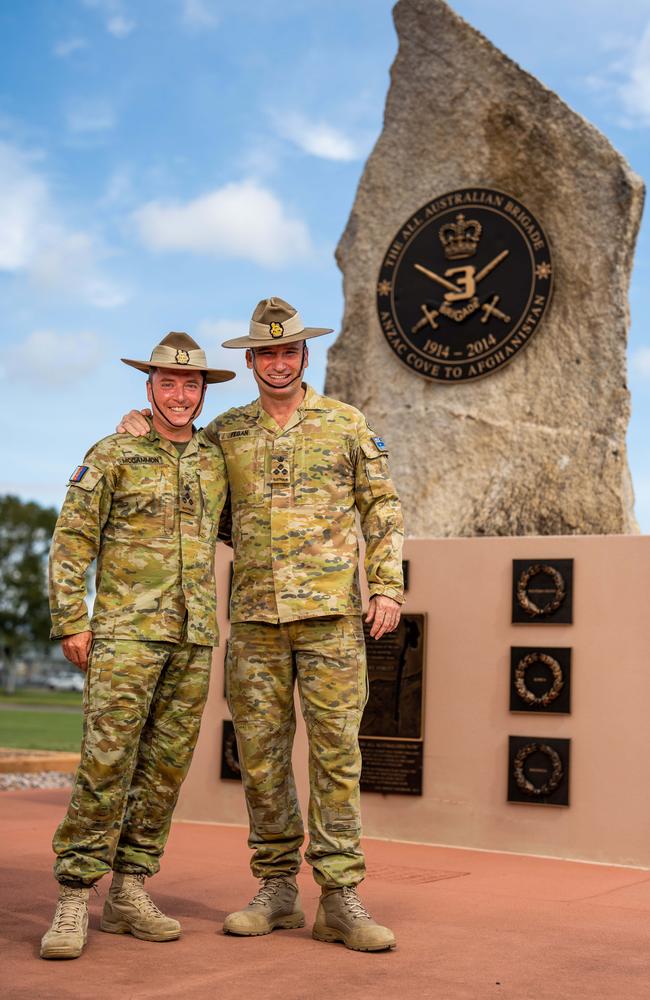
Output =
[
  {"x1": 372, "y1": 436, "x2": 387, "y2": 451},
  {"x1": 69, "y1": 465, "x2": 89, "y2": 483}
]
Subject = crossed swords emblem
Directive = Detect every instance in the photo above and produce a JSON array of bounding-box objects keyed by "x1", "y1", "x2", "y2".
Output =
[{"x1": 411, "y1": 249, "x2": 511, "y2": 333}]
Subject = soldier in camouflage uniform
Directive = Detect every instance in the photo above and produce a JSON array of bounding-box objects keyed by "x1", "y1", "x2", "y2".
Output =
[
  {"x1": 40, "y1": 333, "x2": 233, "y2": 960},
  {"x1": 215, "y1": 299, "x2": 404, "y2": 952},
  {"x1": 123, "y1": 298, "x2": 404, "y2": 951}
]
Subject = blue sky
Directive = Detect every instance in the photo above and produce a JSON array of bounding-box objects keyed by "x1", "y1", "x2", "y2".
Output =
[{"x1": 1, "y1": 0, "x2": 648, "y2": 530}]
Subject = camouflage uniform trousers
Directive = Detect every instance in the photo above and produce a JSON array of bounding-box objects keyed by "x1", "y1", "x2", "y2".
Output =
[
  {"x1": 53, "y1": 637, "x2": 211, "y2": 886},
  {"x1": 226, "y1": 615, "x2": 368, "y2": 889}
]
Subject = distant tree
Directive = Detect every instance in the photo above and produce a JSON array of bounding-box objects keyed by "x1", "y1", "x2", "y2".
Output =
[{"x1": 0, "y1": 495, "x2": 57, "y2": 690}]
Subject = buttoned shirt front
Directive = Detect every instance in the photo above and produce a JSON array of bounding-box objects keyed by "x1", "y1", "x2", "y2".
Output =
[
  {"x1": 49, "y1": 427, "x2": 228, "y2": 645},
  {"x1": 205, "y1": 384, "x2": 404, "y2": 624}
]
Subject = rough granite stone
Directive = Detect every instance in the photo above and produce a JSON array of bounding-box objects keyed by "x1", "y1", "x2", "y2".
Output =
[{"x1": 325, "y1": 0, "x2": 644, "y2": 537}]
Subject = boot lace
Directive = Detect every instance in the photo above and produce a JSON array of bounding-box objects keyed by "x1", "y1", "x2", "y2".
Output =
[
  {"x1": 122, "y1": 873, "x2": 165, "y2": 918},
  {"x1": 340, "y1": 886, "x2": 371, "y2": 920},
  {"x1": 248, "y1": 876, "x2": 291, "y2": 907},
  {"x1": 52, "y1": 887, "x2": 86, "y2": 933}
]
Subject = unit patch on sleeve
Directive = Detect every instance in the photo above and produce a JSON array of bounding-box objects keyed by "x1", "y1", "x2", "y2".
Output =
[
  {"x1": 69, "y1": 465, "x2": 89, "y2": 483},
  {"x1": 372, "y1": 437, "x2": 387, "y2": 451}
]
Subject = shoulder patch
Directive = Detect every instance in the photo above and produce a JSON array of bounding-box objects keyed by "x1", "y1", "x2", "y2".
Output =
[
  {"x1": 373, "y1": 436, "x2": 387, "y2": 451},
  {"x1": 67, "y1": 464, "x2": 104, "y2": 492}
]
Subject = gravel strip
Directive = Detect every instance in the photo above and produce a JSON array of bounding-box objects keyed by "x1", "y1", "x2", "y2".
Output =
[{"x1": 0, "y1": 771, "x2": 74, "y2": 791}]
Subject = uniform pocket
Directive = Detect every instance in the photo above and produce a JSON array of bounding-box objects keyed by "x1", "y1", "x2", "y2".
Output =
[
  {"x1": 360, "y1": 440, "x2": 392, "y2": 499},
  {"x1": 294, "y1": 434, "x2": 353, "y2": 507},
  {"x1": 109, "y1": 470, "x2": 173, "y2": 538},
  {"x1": 220, "y1": 433, "x2": 265, "y2": 506}
]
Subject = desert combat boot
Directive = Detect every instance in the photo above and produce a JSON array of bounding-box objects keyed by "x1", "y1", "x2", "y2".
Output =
[
  {"x1": 223, "y1": 875, "x2": 305, "y2": 936},
  {"x1": 313, "y1": 886, "x2": 396, "y2": 952},
  {"x1": 101, "y1": 873, "x2": 181, "y2": 941},
  {"x1": 40, "y1": 885, "x2": 90, "y2": 959}
]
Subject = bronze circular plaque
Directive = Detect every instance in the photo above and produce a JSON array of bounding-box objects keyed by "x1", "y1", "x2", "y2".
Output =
[{"x1": 376, "y1": 188, "x2": 553, "y2": 383}]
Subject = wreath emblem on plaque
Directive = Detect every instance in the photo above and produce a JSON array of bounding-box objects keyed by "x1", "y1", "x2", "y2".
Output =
[
  {"x1": 514, "y1": 652, "x2": 564, "y2": 707},
  {"x1": 513, "y1": 742, "x2": 563, "y2": 797},
  {"x1": 516, "y1": 564, "x2": 566, "y2": 618}
]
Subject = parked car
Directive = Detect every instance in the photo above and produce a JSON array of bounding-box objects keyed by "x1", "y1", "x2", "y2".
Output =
[{"x1": 46, "y1": 673, "x2": 85, "y2": 692}]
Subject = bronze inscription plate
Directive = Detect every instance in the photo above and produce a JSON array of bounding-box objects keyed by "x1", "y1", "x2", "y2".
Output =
[
  {"x1": 377, "y1": 188, "x2": 553, "y2": 382},
  {"x1": 360, "y1": 613, "x2": 425, "y2": 796}
]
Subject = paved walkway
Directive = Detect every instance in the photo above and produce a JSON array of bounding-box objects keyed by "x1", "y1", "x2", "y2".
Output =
[{"x1": 1, "y1": 789, "x2": 648, "y2": 1000}]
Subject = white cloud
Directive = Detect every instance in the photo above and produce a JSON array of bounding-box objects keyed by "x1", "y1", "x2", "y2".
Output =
[
  {"x1": 31, "y1": 232, "x2": 126, "y2": 308},
  {"x1": 53, "y1": 37, "x2": 88, "y2": 57},
  {"x1": 0, "y1": 144, "x2": 51, "y2": 271},
  {"x1": 107, "y1": 15, "x2": 135, "y2": 37},
  {"x1": 630, "y1": 347, "x2": 650, "y2": 377},
  {"x1": 133, "y1": 180, "x2": 312, "y2": 268},
  {"x1": 0, "y1": 330, "x2": 103, "y2": 386},
  {"x1": 66, "y1": 99, "x2": 116, "y2": 133},
  {"x1": 101, "y1": 165, "x2": 133, "y2": 206},
  {"x1": 0, "y1": 139, "x2": 127, "y2": 307},
  {"x1": 617, "y1": 23, "x2": 650, "y2": 125},
  {"x1": 81, "y1": 0, "x2": 136, "y2": 38},
  {"x1": 587, "y1": 22, "x2": 650, "y2": 126},
  {"x1": 181, "y1": 0, "x2": 220, "y2": 29},
  {"x1": 272, "y1": 111, "x2": 364, "y2": 162}
]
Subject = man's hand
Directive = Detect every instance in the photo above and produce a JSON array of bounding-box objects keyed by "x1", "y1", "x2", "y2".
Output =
[
  {"x1": 61, "y1": 631, "x2": 93, "y2": 672},
  {"x1": 365, "y1": 596, "x2": 401, "y2": 640},
  {"x1": 117, "y1": 408, "x2": 151, "y2": 436}
]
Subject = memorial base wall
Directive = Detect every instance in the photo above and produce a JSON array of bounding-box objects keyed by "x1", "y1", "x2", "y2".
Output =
[{"x1": 176, "y1": 535, "x2": 650, "y2": 868}]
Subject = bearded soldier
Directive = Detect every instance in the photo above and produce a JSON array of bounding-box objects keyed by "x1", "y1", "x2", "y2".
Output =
[
  {"x1": 120, "y1": 299, "x2": 404, "y2": 952},
  {"x1": 41, "y1": 334, "x2": 234, "y2": 960}
]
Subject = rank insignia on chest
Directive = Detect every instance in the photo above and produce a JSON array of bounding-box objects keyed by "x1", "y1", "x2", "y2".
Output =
[
  {"x1": 373, "y1": 437, "x2": 387, "y2": 451},
  {"x1": 69, "y1": 465, "x2": 89, "y2": 483}
]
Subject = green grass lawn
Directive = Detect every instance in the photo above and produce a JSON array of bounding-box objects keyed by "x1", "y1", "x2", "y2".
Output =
[
  {"x1": 0, "y1": 688, "x2": 83, "y2": 708},
  {"x1": 0, "y1": 710, "x2": 83, "y2": 752}
]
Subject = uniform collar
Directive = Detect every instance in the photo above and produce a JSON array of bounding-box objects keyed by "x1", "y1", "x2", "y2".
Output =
[
  {"x1": 254, "y1": 382, "x2": 327, "y2": 434},
  {"x1": 146, "y1": 420, "x2": 199, "y2": 459}
]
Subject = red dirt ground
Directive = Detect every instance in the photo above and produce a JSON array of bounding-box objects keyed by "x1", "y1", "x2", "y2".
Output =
[{"x1": 1, "y1": 789, "x2": 648, "y2": 1000}]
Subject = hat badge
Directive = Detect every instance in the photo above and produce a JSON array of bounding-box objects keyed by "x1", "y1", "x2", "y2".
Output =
[
  {"x1": 269, "y1": 322, "x2": 284, "y2": 339},
  {"x1": 175, "y1": 348, "x2": 190, "y2": 364}
]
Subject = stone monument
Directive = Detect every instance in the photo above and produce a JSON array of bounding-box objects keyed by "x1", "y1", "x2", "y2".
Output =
[{"x1": 325, "y1": 0, "x2": 644, "y2": 536}]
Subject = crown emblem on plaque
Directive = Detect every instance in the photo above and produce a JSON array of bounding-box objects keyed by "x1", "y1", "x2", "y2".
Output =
[
  {"x1": 175, "y1": 349, "x2": 190, "y2": 364},
  {"x1": 269, "y1": 322, "x2": 284, "y2": 339},
  {"x1": 439, "y1": 214, "x2": 482, "y2": 259}
]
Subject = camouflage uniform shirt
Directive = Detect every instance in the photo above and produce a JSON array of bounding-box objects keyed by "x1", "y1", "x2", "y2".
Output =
[
  {"x1": 49, "y1": 427, "x2": 228, "y2": 646},
  {"x1": 205, "y1": 384, "x2": 404, "y2": 624}
]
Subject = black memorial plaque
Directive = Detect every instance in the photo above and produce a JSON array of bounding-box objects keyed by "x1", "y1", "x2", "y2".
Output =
[
  {"x1": 507, "y1": 735, "x2": 570, "y2": 806},
  {"x1": 359, "y1": 738, "x2": 423, "y2": 796},
  {"x1": 512, "y1": 559, "x2": 573, "y2": 624},
  {"x1": 376, "y1": 188, "x2": 553, "y2": 383},
  {"x1": 220, "y1": 719, "x2": 241, "y2": 782},
  {"x1": 360, "y1": 613, "x2": 425, "y2": 795},
  {"x1": 509, "y1": 647, "x2": 571, "y2": 714}
]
